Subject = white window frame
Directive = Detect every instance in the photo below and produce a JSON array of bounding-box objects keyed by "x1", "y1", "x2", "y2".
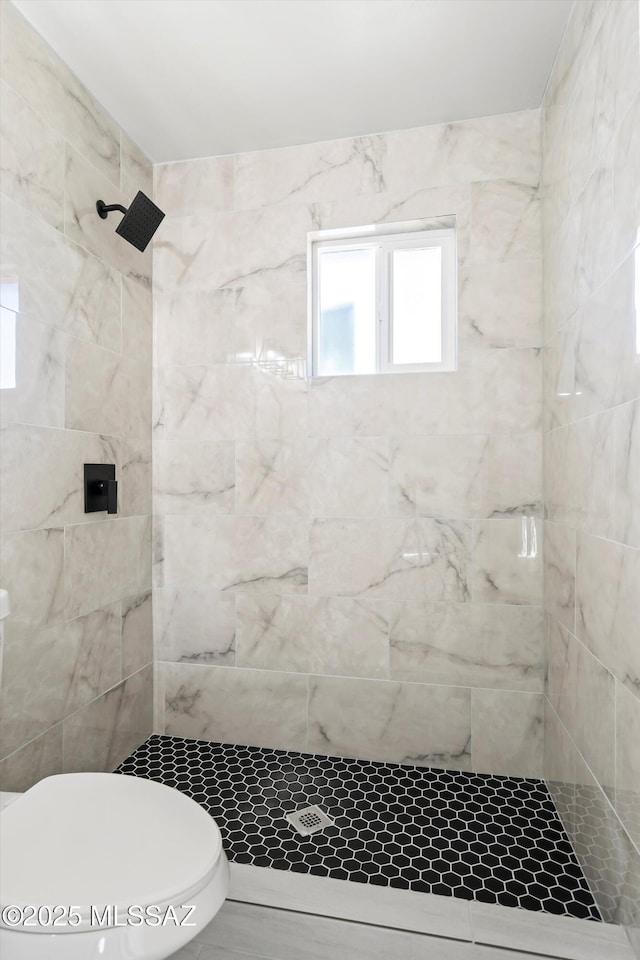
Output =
[{"x1": 308, "y1": 223, "x2": 457, "y2": 377}]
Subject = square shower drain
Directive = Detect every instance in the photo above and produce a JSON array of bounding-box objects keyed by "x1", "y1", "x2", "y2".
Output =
[{"x1": 286, "y1": 805, "x2": 335, "y2": 836}]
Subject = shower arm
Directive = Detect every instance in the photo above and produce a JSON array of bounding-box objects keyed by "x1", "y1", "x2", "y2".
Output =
[{"x1": 96, "y1": 200, "x2": 128, "y2": 219}]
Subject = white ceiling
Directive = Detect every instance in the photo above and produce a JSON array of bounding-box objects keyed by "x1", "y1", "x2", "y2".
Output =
[{"x1": 12, "y1": 0, "x2": 572, "y2": 164}]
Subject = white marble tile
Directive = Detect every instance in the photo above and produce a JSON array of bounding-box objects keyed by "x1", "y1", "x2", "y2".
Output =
[
  {"x1": 308, "y1": 437, "x2": 389, "y2": 518},
  {"x1": 122, "y1": 275, "x2": 152, "y2": 364},
  {"x1": 568, "y1": 11, "x2": 618, "y2": 185},
  {"x1": 541, "y1": 2, "x2": 640, "y2": 917},
  {"x1": 235, "y1": 437, "x2": 390, "y2": 519},
  {"x1": 458, "y1": 259, "x2": 542, "y2": 349},
  {"x1": 152, "y1": 514, "x2": 165, "y2": 589},
  {"x1": 220, "y1": 204, "x2": 313, "y2": 291},
  {"x1": 545, "y1": 0, "x2": 609, "y2": 118},
  {"x1": 153, "y1": 660, "x2": 165, "y2": 733},
  {"x1": 470, "y1": 180, "x2": 541, "y2": 263},
  {"x1": 588, "y1": 0, "x2": 640, "y2": 164},
  {"x1": 0, "y1": 723, "x2": 62, "y2": 792},
  {"x1": 154, "y1": 585, "x2": 236, "y2": 665},
  {"x1": 575, "y1": 532, "x2": 640, "y2": 699},
  {"x1": 573, "y1": 639, "x2": 616, "y2": 798},
  {"x1": 309, "y1": 519, "x2": 470, "y2": 602},
  {"x1": 0, "y1": 314, "x2": 65, "y2": 428},
  {"x1": 122, "y1": 591, "x2": 152, "y2": 678},
  {"x1": 615, "y1": 399, "x2": 640, "y2": 549},
  {"x1": 236, "y1": 439, "x2": 309, "y2": 516},
  {"x1": 465, "y1": 348, "x2": 543, "y2": 436},
  {"x1": 471, "y1": 519, "x2": 543, "y2": 605},
  {"x1": 163, "y1": 662, "x2": 307, "y2": 750},
  {"x1": 308, "y1": 676, "x2": 471, "y2": 768},
  {"x1": 389, "y1": 602, "x2": 543, "y2": 691},
  {"x1": 389, "y1": 434, "x2": 541, "y2": 519},
  {"x1": 543, "y1": 201, "x2": 581, "y2": 339},
  {"x1": 0, "y1": 527, "x2": 64, "y2": 625},
  {"x1": 158, "y1": 365, "x2": 238, "y2": 441},
  {"x1": 543, "y1": 521, "x2": 575, "y2": 633},
  {"x1": 544, "y1": 700, "x2": 577, "y2": 830},
  {"x1": 543, "y1": 319, "x2": 575, "y2": 432},
  {"x1": 308, "y1": 349, "x2": 541, "y2": 438},
  {"x1": 235, "y1": 134, "x2": 386, "y2": 210},
  {"x1": 64, "y1": 517, "x2": 151, "y2": 620},
  {"x1": 120, "y1": 132, "x2": 152, "y2": 201},
  {"x1": 616, "y1": 681, "x2": 640, "y2": 850},
  {"x1": 234, "y1": 278, "x2": 306, "y2": 366},
  {"x1": 0, "y1": 605, "x2": 121, "y2": 757},
  {"x1": 0, "y1": 1, "x2": 120, "y2": 185},
  {"x1": 545, "y1": 616, "x2": 577, "y2": 732},
  {"x1": 310, "y1": 184, "x2": 469, "y2": 240},
  {"x1": 0, "y1": 79, "x2": 64, "y2": 229},
  {"x1": 154, "y1": 288, "x2": 236, "y2": 366},
  {"x1": 613, "y1": 91, "x2": 640, "y2": 267},
  {"x1": 471, "y1": 690, "x2": 543, "y2": 777},
  {"x1": 155, "y1": 155, "x2": 234, "y2": 217},
  {"x1": 0, "y1": 424, "x2": 120, "y2": 532},
  {"x1": 541, "y1": 102, "x2": 574, "y2": 246},
  {"x1": 236, "y1": 594, "x2": 389, "y2": 679},
  {"x1": 120, "y1": 436, "x2": 152, "y2": 518},
  {"x1": 308, "y1": 375, "x2": 392, "y2": 439},
  {"x1": 152, "y1": 211, "x2": 236, "y2": 294},
  {"x1": 154, "y1": 439, "x2": 235, "y2": 516},
  {"x1": 545, "y1": 412, "x2": 615, "y2": 539},
  {"x1": 573, "y1": 256, "x2": 640, "y2": 420},
  {"x1": 65, "y1": 338, "x2": 150, "y2": 439},
  {"x1": 162, "y1": 515, "x2": 308, "y2": 595},
  {"x1": 1, "y1": 195, "x2": 121, "y2": 350},
  {"x1": 160, "y1": 364, "x2": 307, "y2": 442},
  {"x1": 574, "y1": 146, "x2": 615, "y2": 302},
  {"x1": 63, "y1": 664, "x2": 153, "y2": 773},
  {"x1": 383, "y1": 111, "x2": 541, "y2": 194}
]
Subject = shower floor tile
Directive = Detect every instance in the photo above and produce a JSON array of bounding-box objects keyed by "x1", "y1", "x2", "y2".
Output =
[{"x1": 116, "y1": 735, "x2": 600, "y2": 922}]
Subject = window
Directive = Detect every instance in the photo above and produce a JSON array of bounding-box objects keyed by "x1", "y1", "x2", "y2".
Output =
[
  {"x1": 309, "y1": 223, "x2": 456, "y2": 376},
  {"x1": 0, "y1": 281, "x2": 18, "y2": 390}
]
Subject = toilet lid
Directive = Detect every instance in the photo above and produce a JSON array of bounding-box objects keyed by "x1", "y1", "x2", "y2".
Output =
[{"x1": 0, "y1": 773, "x2": 223, "y2": 932}]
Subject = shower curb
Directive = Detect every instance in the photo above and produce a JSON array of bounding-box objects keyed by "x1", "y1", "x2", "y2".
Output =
[{"x1": 228, "y1": 862, "x2": 635, "y2": 960}]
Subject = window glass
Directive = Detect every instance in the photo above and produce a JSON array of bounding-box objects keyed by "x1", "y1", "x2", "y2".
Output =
[
  {"x1": 317, "y1": 247, "x2": 376, "y2": 376},
  {"x1": 391, "y1": 246, "x2": 442, "y2": 365},
  {"x1": 0, "y1": 281, "x2": 18, "y2": 390}
]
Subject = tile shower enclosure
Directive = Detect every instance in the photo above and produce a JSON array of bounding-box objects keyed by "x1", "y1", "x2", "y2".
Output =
[
  {"x1": 153, "y1": 110, "x2": 545, "y2": 777},
  {"x1": 0, "y1": 0, "x2": 638, "y2": 947}
]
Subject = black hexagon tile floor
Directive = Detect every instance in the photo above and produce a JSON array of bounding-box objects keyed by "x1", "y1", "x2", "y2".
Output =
[{"x1": 116, "y1": 735, "x2": 601, "y2": 921}]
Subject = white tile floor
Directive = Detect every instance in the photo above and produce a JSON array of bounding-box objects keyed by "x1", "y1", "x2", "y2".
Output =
[{"x1": 169, "y1": 901, "x2": 562, "y2": 960}]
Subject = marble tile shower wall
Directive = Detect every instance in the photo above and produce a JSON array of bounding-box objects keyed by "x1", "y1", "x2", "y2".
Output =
[
  {"x1": 154, "y1": 109, "x2": 545, "y2": 778},
  {"x1": 541, "y1": 0, "x2": 640, "y2": 946},
  {"x1": 0, "y1": 1, "x2": 153, "y2": 791}
]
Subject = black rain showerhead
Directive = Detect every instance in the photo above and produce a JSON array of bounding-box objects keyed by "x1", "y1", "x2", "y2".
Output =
[{"x1": 96, "y1": 190, "x2": 165, "y2": 252}]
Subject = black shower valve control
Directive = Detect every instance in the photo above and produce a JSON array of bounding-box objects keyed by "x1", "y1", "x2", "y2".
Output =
[{"x1": 84, "y1": 464, "x2": 118, "y2": 515}]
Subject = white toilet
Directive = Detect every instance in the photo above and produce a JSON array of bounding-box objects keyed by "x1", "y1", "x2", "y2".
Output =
[{"x1": 0, "y1": 771, "x2": 229, "y2": 960}]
